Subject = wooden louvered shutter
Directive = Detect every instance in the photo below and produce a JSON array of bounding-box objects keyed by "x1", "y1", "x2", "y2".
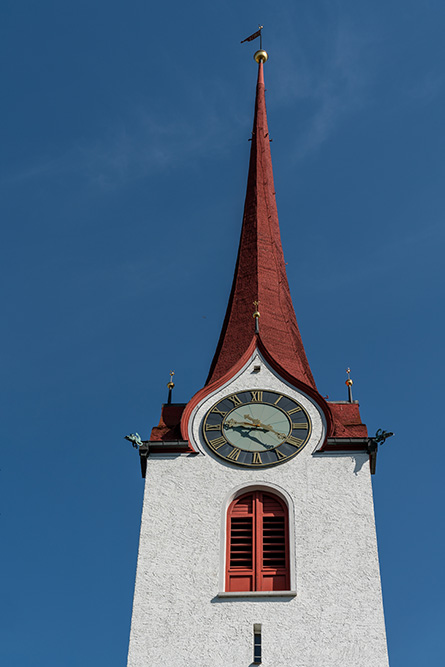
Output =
[
  {"x1": 257, "y1": 492, "x2": 289, "y2": 591},
  {"x1": 226, "y1": 491, "x2": 289, "y2": 592},
  {"x1": 226, "y1": 493, "x2": 255, "y2": 591}
]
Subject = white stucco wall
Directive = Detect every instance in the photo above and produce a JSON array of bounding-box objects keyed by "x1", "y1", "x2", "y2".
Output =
[{"x1": 127, "y1": 354, "x2": 389, "y2": 667}]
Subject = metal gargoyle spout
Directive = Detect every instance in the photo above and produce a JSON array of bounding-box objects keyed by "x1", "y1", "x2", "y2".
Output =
[
  {"x1": 124, "y1": 433, "x2": 143, "y2": 449},
  {"x1": 367, "y1": 429, "x2": 395, "y2": 474}
]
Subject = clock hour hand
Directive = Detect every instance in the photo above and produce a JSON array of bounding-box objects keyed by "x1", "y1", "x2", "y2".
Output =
[
  {"x1": 225, "y1": 418, "x2": 258, "y2": 429},
  {"x1": 243, "y1": 414, "x2": 287, "y2": 440}
]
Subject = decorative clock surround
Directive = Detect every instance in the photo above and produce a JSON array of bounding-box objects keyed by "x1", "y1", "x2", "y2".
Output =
[{"x1": 189, "y1": 351, "x2": 326, "y2": 462}]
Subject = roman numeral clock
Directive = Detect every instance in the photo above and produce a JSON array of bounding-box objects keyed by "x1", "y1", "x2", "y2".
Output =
[{"x1": 202, "y1": 390, "x2": 311, "y2": 467}]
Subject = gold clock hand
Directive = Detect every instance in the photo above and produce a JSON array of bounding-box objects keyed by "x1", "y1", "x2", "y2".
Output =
[
  {"x1": 243, "y1": 414, "x2": 287, "y2": 440},
  {"x1": 259, "y1": 423, "x2": 287, "y2": 440},
  {"x1": 244, "y1": 414, "x2": 261, "y2": 426},
  {"x1": 225, "y1": 418, "x2": 258, "y2": 429}
]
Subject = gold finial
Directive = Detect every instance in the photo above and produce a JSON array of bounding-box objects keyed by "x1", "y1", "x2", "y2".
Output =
[
  {"x1": 167, "y1": 371, "x2": 175, "y2": 404},
  {"x1": 254, "y1": 49, "x2": 269, "y2": 63},
  {"x1": 253, "y1": 300, "x2": 260, "y2": 334},
  {"x1": 345, "y1": 368, "x2": 353, "y2": 402},
  {"x1": 167, "y1": 370, "x2": 175, "y2": 389}
]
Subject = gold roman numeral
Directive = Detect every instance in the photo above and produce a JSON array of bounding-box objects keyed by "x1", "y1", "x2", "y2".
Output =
[
  {"x1": 210, "y1": 436, "x2": 227, "y2": 449},
  {"x1": 287, "y1": 435, "x2": 304, "y2": 447},
  {"x1": 228, "y1": 394, "x2": 242, "y2": 406},
  {"x1": 252, "y1": 452, "x2": 262, "y2": 464},
  {"x1": 227, "y1": 447, "x2": 241, "y2": 461},
  {"x1": 275, "y1": 448, "x2": 287, "y2": 460},
  {"x1": 212, "y1": 407, "x2": 227, "y2": 416},
  {"x1": 292, "y1": 422, "x2": 308, "y2": 430},
  {"x1": 288, "y1": 406, "x2": 302, "y2": 415},
  {"x1": 250, "y1": 391, "x2": 263, "y2": 402},
  {"x1": 205, "y1": 423, "x2": 221, "y2": 431},
  {"x1": 274, "y1": 395, "x2": 283, "y2": 405}
]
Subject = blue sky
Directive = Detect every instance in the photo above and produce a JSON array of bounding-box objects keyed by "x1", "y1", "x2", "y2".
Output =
[{"x1": 1, "y1": 1, "x2": 444, "y2": 665}]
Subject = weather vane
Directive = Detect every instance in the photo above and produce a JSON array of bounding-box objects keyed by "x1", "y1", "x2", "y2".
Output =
[{"x1": 241, "y1": 25, "x2": 268, "y2": 63}]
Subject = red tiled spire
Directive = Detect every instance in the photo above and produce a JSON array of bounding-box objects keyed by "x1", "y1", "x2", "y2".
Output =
[{"x1": 206, "y1": 61, "x2": 316, "y2": 389}]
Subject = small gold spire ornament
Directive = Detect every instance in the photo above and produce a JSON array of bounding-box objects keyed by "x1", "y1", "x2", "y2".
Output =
[
  {"x1": 167, "y1": 371, "x2": 175, "y2": 390},
  {"x1": 254, "y1": 49, "x2": 268, "y2": 63},
  {"x1": 167, "y1": 371, "x2": 175, "y2": 404},
  {"x1": 345, "y1": 368, "x2": 353, "y2": 403},
  {"x1": 253, "y1": 300, "x2": 260, "y2": 334}
]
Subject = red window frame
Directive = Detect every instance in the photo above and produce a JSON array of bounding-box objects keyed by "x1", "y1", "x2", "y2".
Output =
[{"x1": 226, "y1": 490, "x2": 290, "y2": 592}]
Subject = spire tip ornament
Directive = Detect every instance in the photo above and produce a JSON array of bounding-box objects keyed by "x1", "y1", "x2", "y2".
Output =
[
  {"x1": 167, "y1": 371, "x2": 175, "y2": 404},
  {"x1": 345, "y1": 367, "x2": 353, "y2": 403}
]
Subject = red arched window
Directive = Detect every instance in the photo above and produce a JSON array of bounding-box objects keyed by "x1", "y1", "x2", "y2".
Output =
[{"x1": 226, "y1": 490, "x2": 290, "y2": 592}]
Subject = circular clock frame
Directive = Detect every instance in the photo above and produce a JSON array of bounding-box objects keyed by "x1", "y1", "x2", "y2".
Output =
[{"x1": 202, "y1": 389, "x2": 312, "y2": 467}]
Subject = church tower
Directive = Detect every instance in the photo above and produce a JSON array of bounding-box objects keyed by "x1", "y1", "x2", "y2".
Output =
[{"x1": 126, "y1": 51, "x2": 390, "y2": 667}]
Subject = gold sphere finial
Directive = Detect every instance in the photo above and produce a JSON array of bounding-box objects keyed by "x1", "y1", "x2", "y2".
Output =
[
  {"x1": 345, "y1": 367, "x2": 353, "y2": 387},
  {"x1": 254, "y1": 49, "x2": 269, "y2": 63},
  {"x1": 167, "y1": 370, "x2": 175, "y2": 390}
]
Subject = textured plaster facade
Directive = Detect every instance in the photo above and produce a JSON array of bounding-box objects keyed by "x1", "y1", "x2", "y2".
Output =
[{"x1": 127, "y1": 353, "x2": 389, "y2": 666}]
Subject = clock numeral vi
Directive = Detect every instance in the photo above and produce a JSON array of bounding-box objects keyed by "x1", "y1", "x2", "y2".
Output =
[
  {"x1": 210, "y1": 436, "x2": 227, "y2": 450},
  {"x1": 227, "y1": 447, "x2": 241, "y2": 461},
  {"x1": 252, "y1": 452, "x2": 262, "y2": 464},
  {"x1": 250, "y1": 391, "x2": 263, "y2": 402}
]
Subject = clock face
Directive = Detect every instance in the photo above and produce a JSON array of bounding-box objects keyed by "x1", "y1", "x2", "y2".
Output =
[{"x1": 202, "y1": 389, "x2": 312, "y2": 467}]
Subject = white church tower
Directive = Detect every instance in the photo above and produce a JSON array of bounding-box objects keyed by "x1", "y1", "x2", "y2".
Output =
[{"x1": 126, "y1": 47, "x2": 390, "y2": 667}]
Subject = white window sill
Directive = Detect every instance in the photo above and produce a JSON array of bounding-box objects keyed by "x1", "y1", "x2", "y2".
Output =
[{"x1": 217, "y1": 591, "x2": 296, "y2": 599}]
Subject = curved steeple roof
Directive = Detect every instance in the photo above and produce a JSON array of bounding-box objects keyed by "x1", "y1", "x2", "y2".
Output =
[{"x1": 206, "y1": 60, "x2": 316, "y2": 390}]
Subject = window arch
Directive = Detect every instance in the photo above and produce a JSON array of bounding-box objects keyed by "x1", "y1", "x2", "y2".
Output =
[{"x1": 226, "y1": 490, "x2": 290, "y2": 592}]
